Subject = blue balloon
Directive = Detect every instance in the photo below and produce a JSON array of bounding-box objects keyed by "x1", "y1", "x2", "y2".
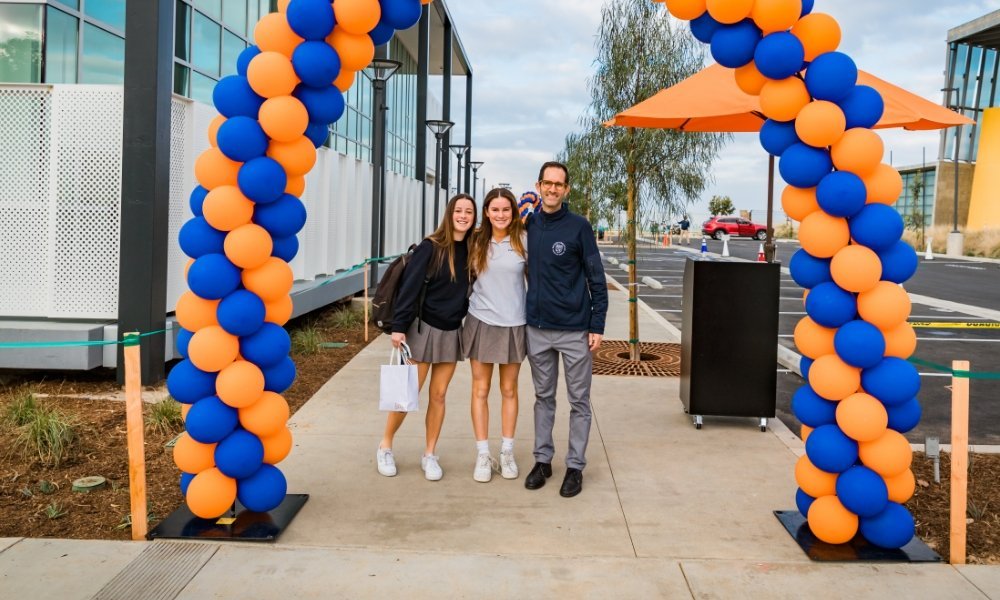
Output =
[
  {"x1": 779, "y1": 143, "x2": 832, "y2": 188},
  {"x1": 754, "y1": 32, "x2": 805, "y2": 80},
  {"x1": 262, "y1": 356, "x2": 297, "y2": 393},
  {"x1": 862, "y1": 357, "x2": 921, "y2": 406},
  {"x1": 369, "y1": 20, "x2": 395, "y2": 46},
  {"x1": 805, "y1": 282, "x2": 857, "y2": 328},
  {"x1": 237, "y1": 464, "x2": 287, "y2": 513},
  {"x1": 178, "y1": 217, "x2": 226, "y2": 259},
  {"x1": 380, "y1": 0, "x2": 422, "y2": 30},
  {"x1": 801, "y1": 0, "x2": 815, "y2": 16},
  {"x1": 217, "y1": 116, "x2": 269, "y2": 163},
  {"x1": 240, "y1": 323, "x2": 292, "y2": 368},
  {"x1": 218, "y1": 290, "x2": 267, "y2": 337},
  {"x1": 238, "y1": 157, "x2": 288, "y2": 204},
  {"x1": 834, "y1": 320, "x2": 886, "y2": 369},
  {"x1": 187, "y1": 253, "x2": 242, "y2": 300},
  {"x1": 236, "y1": 45, "x2": 260, "y2": 77},
  {"x1": 816, "y1": 171, "x2": 867, "y2": 218},
  {"x1": 791, "y1": 384, "x2": 838, "y2": 427},
  {"x1": 292, "y1": 41, "x2": 341, "y2": 88},
  {"x1": 190, "y1": 186, "x2": 208, "y2": 217},
  {"x1": 710, "y1": 19, "x2": 762, "y2": 69},
  {"x1": 805, "y1": 424, "x2": 859, "y2": 473},
  {"x1": 877, "y1": 240, "x2": 918, "y2": 283},
  {"x1": 254, "y1": 194, "x2": 308, "y2": 238},
  {"x1": 690, "y1": 11, "x2": 723, "y2": 44},
  {"x1": 285, "y1": 0, "x2": 336, "y2": 40},
  {"x1": 166, "y1": 359, "x2": 217, "y2": 404},
  {"x1": 849, "y1": 204, "x2": 904, "y2": 252},
  {"x1": 760, "y1": 120, "x2": 800, "y2": 156},
  {"x1": 215, "y1": 429, "x2": 265, "y2": 479},
  {"x1": 860, "y1": 502, "x2": 915, "y2": 549},
  {"x1": 837, "y1": 85, "x2": 884, "y2": 129},
  {"x1": 180, "y1": 472, "x2": 195, "y2": 495},
  {"x1": 213, "y1": 75, "x2": 264, "y2": 119},
  {"x1": 176, "y1": 327, "x2": 193, "y2": 359},
  {"x1": 796, "y1": 487, "x2": 815, "y2": 518},
  {"x1": 271, "y1": 235, "x2": 300, "y2": 262},
  {"x1": 800, "y1": 356, "x2": 814, "y2": 381},
  {"x1": 305, "y1": 121, "x2": 330, "y2": 148},
  {"x1": 294, "y1": 84, "x2": 346, "y2": 125},
  {"x1": 805, "y1": 52, "x2": 858, "y2": 102},
  {"x1": 789, "y1": 249, "x2": 832, "y2": 289},
  {"x1": 186, "y1": 396, "x2": 239, "y2": 444},
  {"x1": 836, "y1": 466, "x2": 889, "y2": 518},
  {"x1": 886, "y1": 397, "x2": 922, "y2": 433}
]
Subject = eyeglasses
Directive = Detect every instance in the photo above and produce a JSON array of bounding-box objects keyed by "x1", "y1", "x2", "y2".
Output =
[{"x1": 538, "y1": 180, "x2": 568, "y2": 191}]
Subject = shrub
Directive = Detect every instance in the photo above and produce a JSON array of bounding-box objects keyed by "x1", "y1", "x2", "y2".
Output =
[
  {"x1": 291, "y1": 325, "x2": 324, "y2": 356},
  {"x1": 328, "y1": 307, "x2": 363, "y2": 329},
  {"x1": 14, "y1": 404, "x2": 76, "y2": 467},
  {"x1": 146, "y1": 397, "x2": 183, "y2": 436},
  {"x1": 3, "y1": 388, "x2": 39, "y2": 429}
]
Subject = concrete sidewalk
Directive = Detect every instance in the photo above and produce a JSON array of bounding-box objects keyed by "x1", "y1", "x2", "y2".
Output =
[{"x1": 2, "y1": 286, "x2": 998, "y2": 598}]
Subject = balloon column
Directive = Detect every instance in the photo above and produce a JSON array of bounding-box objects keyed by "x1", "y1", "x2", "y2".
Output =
[
  {"x1": 663, "y1": 0, "x2": 920, "y2": 549},
  {"x1": 167, "y1": 0, "x2": 427, "y2": 519}
]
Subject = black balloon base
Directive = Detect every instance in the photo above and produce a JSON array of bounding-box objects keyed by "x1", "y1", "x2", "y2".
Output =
[
  {"x1": 148, "y1": 494, "x2": 308, "y2": 542},
  {"x1": 774, "y1": 510, "x2": 942, "y2": 562}
]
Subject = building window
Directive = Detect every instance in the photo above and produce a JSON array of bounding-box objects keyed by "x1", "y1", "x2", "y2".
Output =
[
  {"x1": 53, "y1": 0, "x2": 80, "y2": 9},
  {"x1": 84, "y1": 0, "x2": 126, "y2": 33},
  {"x1": 194, "y1": 0, "x2": 221, "y2": 21},
  {"x1": 223, "y1": 0, "x2": 246, "y2": 35},
  {"x1": 192, "y1": 10, "x2": 221, "y2": 77},
  {"x1": 175, "y1": 0, "x2": 191, "y2": 62},
  {"x1": 190, "y1": 70, "x2": 215, "y2": 105},
  {"x1": 81, "y1": 22, "x2": 124, "y2": 84},
  {"x1": 221, "y1": 30, "x2": 244, "y2": 79},
  {"x1": 45, "y1": 6, "x2": 79, "y2": 83},
  {"x1": 0, "y1": 3, "x2": 43, "y2": 84}
]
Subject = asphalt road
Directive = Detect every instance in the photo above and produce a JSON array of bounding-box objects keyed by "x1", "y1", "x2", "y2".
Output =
[{"x1": 600, "y1": 237, "x2": 1000, "y2": 445}]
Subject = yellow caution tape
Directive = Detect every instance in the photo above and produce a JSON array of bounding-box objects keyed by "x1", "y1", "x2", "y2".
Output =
[{"x1": 909, "y1": 321, "x2": 1000, "y2": 329}]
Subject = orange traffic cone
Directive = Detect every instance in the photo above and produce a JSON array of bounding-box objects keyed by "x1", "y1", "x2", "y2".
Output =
[
  {"x1": 757, "y1": 243, "x2": 766, "y2": 262},
  {"x1": 662, "y1": 233, "x2": 671, "y2": 247}
]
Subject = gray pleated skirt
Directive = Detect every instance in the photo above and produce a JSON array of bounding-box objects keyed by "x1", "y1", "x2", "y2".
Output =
[
  {"x1": 461, "y1": 313, "x2": 526, "y2": 364},
  {"x1": 405, "y1": 319, "x2": 464, "y2": 364}
]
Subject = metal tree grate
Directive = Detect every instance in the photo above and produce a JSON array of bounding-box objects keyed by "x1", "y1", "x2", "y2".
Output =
[{"x1": 592, "y1": 341, "x2": 681, "y2": 377}]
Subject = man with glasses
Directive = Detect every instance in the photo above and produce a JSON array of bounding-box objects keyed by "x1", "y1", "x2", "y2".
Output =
[{"x1": 523, "y1": 161, "x2": 608, "y2": 498}]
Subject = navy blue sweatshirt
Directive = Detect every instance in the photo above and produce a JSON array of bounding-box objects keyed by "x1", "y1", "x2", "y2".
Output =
[
  {"x1": 526, "y1": 204, "x2": 608, "y2": 334},
  {"x1": 391, "y1": 239, "x2": 470, "y2": 333}
]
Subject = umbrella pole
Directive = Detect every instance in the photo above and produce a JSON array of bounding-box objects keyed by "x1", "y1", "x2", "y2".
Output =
[{"x1": 765, "y1": 154, "x2": 776, "y2": 263}]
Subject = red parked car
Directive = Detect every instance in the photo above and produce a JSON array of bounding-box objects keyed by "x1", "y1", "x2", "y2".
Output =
[{"x1": 702, "y1": 216, "x2": 767, "y2": 240}]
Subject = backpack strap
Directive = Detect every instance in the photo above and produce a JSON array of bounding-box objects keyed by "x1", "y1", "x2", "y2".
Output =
[{"x1": 416, "y1": 242, "x2": 434, "y2": 334}]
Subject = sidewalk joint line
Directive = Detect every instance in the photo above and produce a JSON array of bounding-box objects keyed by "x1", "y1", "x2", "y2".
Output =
[{"x1": 592, "y1": 398, "x2": 638, "y2": 559}]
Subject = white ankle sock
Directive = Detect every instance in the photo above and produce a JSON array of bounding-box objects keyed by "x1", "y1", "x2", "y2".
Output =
[
  {"x1": 476, "y1": 440, "x2": 490, "y2": 455},
  {"x1": 501, "y1": 437, "x2": 514, "y2": 452}
]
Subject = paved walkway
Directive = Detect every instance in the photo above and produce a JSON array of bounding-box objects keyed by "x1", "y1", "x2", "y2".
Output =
[{"x1": 1, "y1": 285, "x2": 998, "y2": 598}]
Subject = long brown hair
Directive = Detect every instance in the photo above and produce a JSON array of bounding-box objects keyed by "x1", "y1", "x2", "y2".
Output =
[
  {"x1": 427, "y1": 193, "x2": 477, "y2": 281},
  {"x1": 469, "y1": 188, "x2": 526, "y2": 276}
]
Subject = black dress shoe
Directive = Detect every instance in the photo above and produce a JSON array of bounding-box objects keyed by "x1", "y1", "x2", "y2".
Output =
[
  {"x1": 560, "y1": 468, "x2": 583, "y2": 497},
  {"x1": 524, "y1": 462, "x2": 552, "y2": 490}
]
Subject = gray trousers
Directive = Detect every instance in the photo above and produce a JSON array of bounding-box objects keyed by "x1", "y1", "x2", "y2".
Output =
[{"x1": 526, "y1": 327, "x2": 593, "y2": 470}]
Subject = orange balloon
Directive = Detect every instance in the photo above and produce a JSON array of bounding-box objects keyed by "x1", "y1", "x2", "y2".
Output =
[
  {"x1": 795, "y1": 454, "x2": 837, "y2": 498},
  {"x1": 883, "y1": 321, "x2": 917, "y2": 359},
  {"x1": 830, "y1": 244, "x2": 882, "y2": 293},
  {"x1": 801, "y1": 424, "x2": 814, "y2": 443},
  {"x1": 216, "y1": 360, "x2": 266, "y2": 408},
  {"x1": 836, "y1": 392, "x2": 888, "y2": 442},
  {"x1": 861, "y1": 163, "x2": 903, "y2": 205},
  {"x1": 808, "y1": 354, "x2": 860, "y2": 401},
  {"x1": 831, "y1": 128, "x2": 884, "y2": 176},
  {"x1": 203, "y1": 185, "x2": 255, "y2": 232},
  {"x1": 751, "y1": 0, "x2": 803, "y2": 32},
  {"x1": 261, "y1": 426, "x2": 294, "y2": 464},
  {"x1": 759, "y1": 77, "x2": 811, "y2": 122},
  {"x1": 706, "y1": 0, "x2": 754, "y2": 24},
  {"x1": 247, "y1": 51, "x2": 300, "y2": 99},
  {"x1": 254, "y1": 12, "x2": 303, "y2": 57},
  {"x1": 666, "y1": 0, "x2": 706, "y2": 20},
  {"x1": 884, "y1": 469, "x2": 916, "y2": 503},
  {"x1": 793, "y1": 317, "x2": 836, "y2": 359},
  {"x1": 259, "y1": 96, "x2": 309, "y2": 143},
  {"x1": 195, "y1": 147, "x2": 241, "y2": 190},
  {"x1": 207, "y1": 115, "x2": 226, "y2": 148},
  {"x1": 808, "y1": 495, "x2": 858, "y2": 544},
  {"x1": 187, "y1": 325, "x2": 240, "y2": 373},
  {"x1": 175, "y1": 291, "x2": 220, "y2": 331},
  {"x1": 791, "y1": 12, "x2": 841, "y2": 62},
  {"x1": 333, "y1": 0, "x2": 381, "y2": 35},
  {"x1": 264, "y1": 294, "x2": 295, "y2": 325},
  {"x1": 795, "y1": 101, "x2": 846, "y2": 148},
  {"x1": 181, "y1": 403, "x2": 191, "y2": 419},
  {"x1": 334, "y1": 69, "x2": 357, "y2": 92},
  {"x1": 285, "y1": 175, "x2": 307, "y2": 197},
  {"x1": 858, "y1": 281, "x2": 911, "y2": 330},
  {"x1": 734, "y1": 62, "x2": 768, "y2": 96},
  {"x1": 239, "y1": 391, "x2": 290, "y2": 437},
  {"x1": 781, "y1": 185, "x2": 819, "y2": 221},
  {"x1": 267, "y1": 136, "x2": 317, "y2": 177},
  {"x1": 802, "y1": 288, "x2": 809, "y2": 306},
  {"x1": 186, "y1": 467, "x2": 238, "y2": 519},
  {"x1": 798, "y1": 211, "x2": 850, "y2": 258},
  {"x1": 327, "y1": 27, "x2": 375, "y2": 72},
  {"x1": 243, "y1": 257, "x2": 294, "y2": 302},
  {"x1": 225, "y1": 224, "x2": 274, "y2": 270},
  {"x1": 184, "y1": 257, "x2": 194, "y2": 279},
  {"x1": 173, "y1": 432, "x2": 216, "y2": 473},
  {"x1": 859, "y1": 430, "x2": 912, "y2": 477}
]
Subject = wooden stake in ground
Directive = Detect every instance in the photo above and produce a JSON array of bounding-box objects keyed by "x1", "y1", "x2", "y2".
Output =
[
  {"x1": 363, "y1": 261, "x2": 370, "y2": 342},
  {"x1": 950, "y1": 359, "x2": 970, "y2": 564},
  {"x1": 122, "y1": 332, "x2": 147, "y2": 541}
]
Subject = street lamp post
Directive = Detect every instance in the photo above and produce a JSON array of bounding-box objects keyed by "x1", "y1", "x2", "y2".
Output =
[
  {"x1": 450, "y1": 144, "x2": 468, "y2": 196},
  {"x1": 364, "y1": 58, "x2": 401, "y2": 261},
  {"x1": 942, "y1": 86, "x2": 964, "y2": 256},
  {"x1": 425, "y1": 119, "x2": 454, "y2": 228},
  {"x1": 469, "y1": 161, "x2": 484, "y2": 200}
]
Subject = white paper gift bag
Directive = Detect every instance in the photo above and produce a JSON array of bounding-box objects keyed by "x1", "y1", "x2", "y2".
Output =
[{"x1": 379, "y1": 343, "x2": 419, "y2": 412}]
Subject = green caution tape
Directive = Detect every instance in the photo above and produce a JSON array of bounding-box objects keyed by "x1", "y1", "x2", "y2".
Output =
[
  {"x1": 907, "y1": 357, "x2": 1000, "y2": 380},
  {"x1": 0, "y1": 327, "x2": 170, "y2": 350}
]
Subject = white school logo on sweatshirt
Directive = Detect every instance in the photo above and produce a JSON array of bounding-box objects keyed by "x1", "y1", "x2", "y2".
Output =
[{"x1": 552, "y1": 242, "x2": 566, "y2": 256}]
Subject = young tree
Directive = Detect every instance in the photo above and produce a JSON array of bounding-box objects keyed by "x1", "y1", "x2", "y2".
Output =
[{"x1": 708, "y1": 195, "x2": 736, "y2": 216}]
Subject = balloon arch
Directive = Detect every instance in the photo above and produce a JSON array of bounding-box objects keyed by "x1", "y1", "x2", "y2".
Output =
[{"x1": 168, "y1": 0, "x2": 920, "y2": 550}]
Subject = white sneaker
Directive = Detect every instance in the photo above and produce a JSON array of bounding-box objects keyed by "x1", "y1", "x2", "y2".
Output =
[
  {"x1": 421, "y1": 454, "x2": 443, "y2": 481},
  {"x1": 376, "y1": 446, "x2": 396, "y2": 477},
  {"x1": 473, "y1": 453, "x2": 498, "y2": 483},
  {"x1": 500, "y1": 449, "x2": 518, "y2": 479}
]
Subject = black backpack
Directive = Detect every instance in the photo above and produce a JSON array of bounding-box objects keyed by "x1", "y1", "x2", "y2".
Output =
[{"x1": 371, "y1": 244, "x2": 431, "y2": 334}]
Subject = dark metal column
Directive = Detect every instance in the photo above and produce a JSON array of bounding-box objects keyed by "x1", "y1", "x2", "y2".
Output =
[
  {"x1": 371, "y1": 46, "x2": 388, "y2": 260},
  {"x1": 441, "y1": 19, "x2": 453, "y2": 196},
  {"x1": 464, "y1": 71, "x2": 473, "y2": 194},
  {"x1": 117, "y1": 0, "x2": 173, "y2": 384},
  {"x1": 416, "y1": 6, "x2": 430, "y2": 232}
]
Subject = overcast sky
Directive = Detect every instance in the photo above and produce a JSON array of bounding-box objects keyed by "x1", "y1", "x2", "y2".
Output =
[{"x1": 445, "y1": 0, "x2": 1000, "y2": 224}]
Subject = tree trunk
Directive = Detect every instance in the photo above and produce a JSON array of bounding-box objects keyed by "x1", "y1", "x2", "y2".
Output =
[{"x1": 627, "y1": 127, "x2": 639, "y2": 362}]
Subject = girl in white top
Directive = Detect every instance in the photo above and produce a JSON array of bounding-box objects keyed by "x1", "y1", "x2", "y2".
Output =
[{"x1": 462, "y1": 188, "x2": 528, "y2": 482}]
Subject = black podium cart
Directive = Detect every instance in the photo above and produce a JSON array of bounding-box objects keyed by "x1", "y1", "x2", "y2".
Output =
[{"x1": 679, "y1": 256, "x2": 780, "y2": 430}]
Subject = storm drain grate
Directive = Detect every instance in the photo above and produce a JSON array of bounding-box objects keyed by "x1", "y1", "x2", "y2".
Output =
[{"x1": 592, "y1": 341, "x2": 681, "y2": 377}]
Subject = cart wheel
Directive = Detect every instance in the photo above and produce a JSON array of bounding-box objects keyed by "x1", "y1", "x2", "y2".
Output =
[
  {"x1": 693, "y1": 415, "x2": 703, "y2": 430},
  {"x1": 696, "y1": 423, "x2": 703, "y2": 430},
  {"x1": 759, "y1": 418, "x2": 767, "y2": 432}
]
